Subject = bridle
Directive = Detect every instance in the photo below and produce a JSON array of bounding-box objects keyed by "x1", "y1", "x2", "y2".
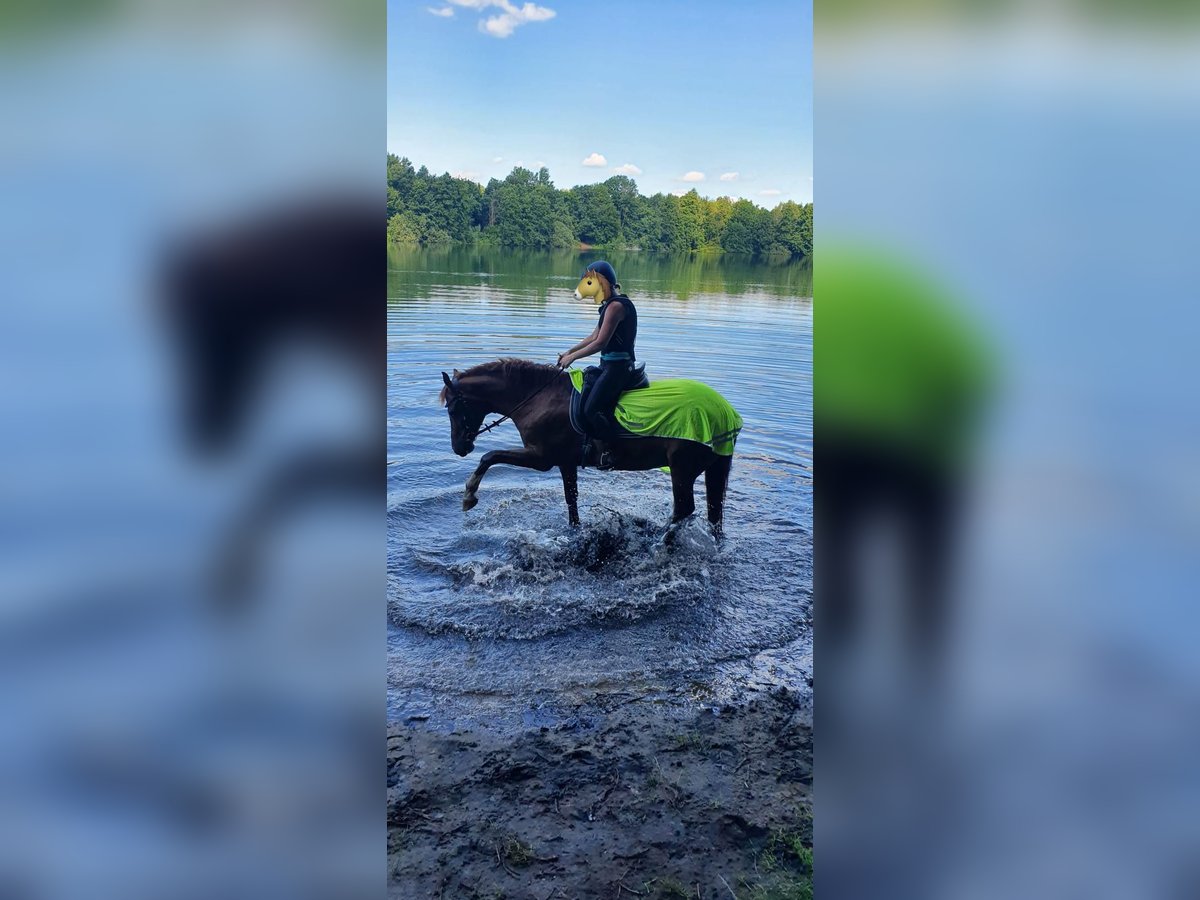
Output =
[{"x1": 447, "y1": 365, "x2": 565, "y2": 440}]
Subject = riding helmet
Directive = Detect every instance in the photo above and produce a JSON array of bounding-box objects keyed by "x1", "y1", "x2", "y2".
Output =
[{"x1": 581, "y1": 260, "x2": 619, "y2": 292}]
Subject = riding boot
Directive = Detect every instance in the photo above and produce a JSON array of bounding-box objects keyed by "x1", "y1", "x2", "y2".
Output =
[
  {"x1": 579, "y1": 435, "x2": 596, "y2": 468},
  {"x1": 591, "y1": 412, "x2": 618, "y2": 470},
  {"x1": 594, "y1": 439, "x2": 615, "y2": 471},
  {"x1": 579, "y1": 435, "x2": 616, "y2": 470}
]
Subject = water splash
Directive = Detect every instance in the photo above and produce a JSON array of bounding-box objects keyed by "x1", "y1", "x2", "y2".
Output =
[{"x1": 390, "y1": 510, "x2": 723, "y2": 640}]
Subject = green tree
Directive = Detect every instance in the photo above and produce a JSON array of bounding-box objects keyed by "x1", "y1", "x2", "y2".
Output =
[
  {"x1": 644, "y1": 193, "x2": 687, "y2": 253},
  {"x1": 703, "y1": 196, "x2": 733, "y2": 248},
  {"x1": 568, "y1": 183, "x2": 620, "y2": 246},
  {"x1": 387, "y1": 212, "x2": 419, "y2": 244},
  {"x1": 385, "y1": 154, "x2": 810, "y2": 258},
  {"x1": 771, "y1": 201, "x2": 813, "y2": 259},
  {"x1": 604, "y1": 175, "x2": 649, "y2": 245},
  {"x1": 677, "y1": 190, "x2": 706, "y2": 251},
  {"x1": 551, "y1": 219, "x2": 577, "y2": 248},
  {"x1": 386, "y1": 154, "x2": 415, "y2": 200},
  {"x1": 493, "y1": 167, "x2": 554, "y2": 248},
  {"x1": 721, "y1": 199, "x2": 771, "y2": 255}
]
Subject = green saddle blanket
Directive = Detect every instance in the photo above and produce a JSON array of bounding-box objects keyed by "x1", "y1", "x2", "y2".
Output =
[{"x1": 569, "y1": 369, "x2": 742, "y2": 456}]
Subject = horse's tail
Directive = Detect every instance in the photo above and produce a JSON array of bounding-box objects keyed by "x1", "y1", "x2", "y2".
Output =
[{"x1": 704, "y1": 453, "x2": 733, "y2": 527}]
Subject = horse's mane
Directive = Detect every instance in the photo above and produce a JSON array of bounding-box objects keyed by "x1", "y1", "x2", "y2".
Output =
[{"x1": 438, "y1": 358, "x2": 562, "y2": 406}]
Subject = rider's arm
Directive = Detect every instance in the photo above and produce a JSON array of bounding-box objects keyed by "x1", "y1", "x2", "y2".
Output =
[
  {"x1": 567, "y1": 329, "x2": 598, "y2": 353},
  {"x1": 558, "y1": 328, "x2": 598, "y2": 366},
  {"x1": 561, "y1": 303, "x2": 625, "y2": 366}
]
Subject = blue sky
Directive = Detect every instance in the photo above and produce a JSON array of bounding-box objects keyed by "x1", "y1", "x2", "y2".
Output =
[{"x1": 387, "y1": 0, "x2": 812, "y2": 206}]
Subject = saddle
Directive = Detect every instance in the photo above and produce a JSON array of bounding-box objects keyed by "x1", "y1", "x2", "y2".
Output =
[{"x1": 569, "y1": 363, "x2": 649, "y2": 436}]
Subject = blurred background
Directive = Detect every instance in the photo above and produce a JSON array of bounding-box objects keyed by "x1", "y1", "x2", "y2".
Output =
[
  {"x1": 0, "y1": 2, "x2": 382, "y2": 897},
  {"x1": 816, "y1": 1, "x2": 1200, "y2": 898}
]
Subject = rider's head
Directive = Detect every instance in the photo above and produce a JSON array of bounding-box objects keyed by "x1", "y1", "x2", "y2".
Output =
[{"x1": 574, "y1": 261, "x2": 619, "y2": 304}]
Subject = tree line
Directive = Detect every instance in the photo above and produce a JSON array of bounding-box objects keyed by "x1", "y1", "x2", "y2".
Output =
[{"x1": 387, "y1": 154, "x2": 812, "y2": 259}]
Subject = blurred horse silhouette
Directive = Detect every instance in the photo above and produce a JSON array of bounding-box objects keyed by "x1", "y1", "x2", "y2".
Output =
[{"x1": 162, "y1": 196, "x2": 379, "y2": 611}]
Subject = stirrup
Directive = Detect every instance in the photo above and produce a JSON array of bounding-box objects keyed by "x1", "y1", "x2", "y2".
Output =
[{"x1": 596, "y1": 448, "x2": 616, "y2": 471}]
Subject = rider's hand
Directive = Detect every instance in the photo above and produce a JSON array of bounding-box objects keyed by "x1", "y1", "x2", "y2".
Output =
[{"x1": 557, "y1": 352, "x2": 570, "y2": 368}]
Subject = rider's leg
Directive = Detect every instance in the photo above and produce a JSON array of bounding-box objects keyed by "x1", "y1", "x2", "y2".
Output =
[{"x1": 580, "y1": 361, "x2": 627, "y2": 468}]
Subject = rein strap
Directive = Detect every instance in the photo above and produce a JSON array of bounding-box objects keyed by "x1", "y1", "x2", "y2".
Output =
[{"x1": 466, "y1": 365, "x2": 564, "y2": 440}]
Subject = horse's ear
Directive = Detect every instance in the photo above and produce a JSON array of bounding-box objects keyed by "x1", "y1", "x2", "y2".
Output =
[
  {"x1": 453, "y1": 368, "x2": 461, "y2": 378},
  {"x1": 442, "y1": 371, "x2": 454, "y2": 390}
]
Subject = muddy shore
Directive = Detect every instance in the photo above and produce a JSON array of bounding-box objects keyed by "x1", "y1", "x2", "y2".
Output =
[{"x1": 387, "y1": 686, "x2": 812, "y2": 899}]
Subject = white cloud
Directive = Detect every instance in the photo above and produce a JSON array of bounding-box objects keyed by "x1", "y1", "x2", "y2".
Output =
[
  {"x1": 719, "y1": 171, "x2": 739, "y2": 182},
  {"x1": 582, "y1": 152, "x2": 607, "y2": 167},
  {"x1": 492, "y1": 156, "x2": 504, "y2": 163},
  {"x1": 534, "y1": 161, "x2": 546, "y2": 168},
  {"x1": 452, "y1": 170, "x2": 480, "y2": 181},
  {"x1": 612, "y1": 163, "x2": 642, "y2": 175},
  {"x1": 759, "y1": 189, "x2": 782, "y2": 197},
  {"x1": 680, "y1": 171, "x2": 705, "y2": 182},
  {"x1": 670, "y1": 190, "x2": 688, "y2": 197},
  {"x1": 426, "y1": 6, "x2": 454, "y2": 16},
  {"x1": 448, "y1": 0, "x2": 555, "y2": 38}
]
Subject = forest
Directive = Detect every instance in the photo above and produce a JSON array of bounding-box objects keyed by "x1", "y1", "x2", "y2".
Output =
[{"x1": 387, "y1": 154, "x2": 812, "y2": 260}]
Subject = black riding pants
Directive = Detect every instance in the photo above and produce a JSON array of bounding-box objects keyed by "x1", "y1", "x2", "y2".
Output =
[{"x1": 581, "y1": 359, "x2": 631, "y2": 439}]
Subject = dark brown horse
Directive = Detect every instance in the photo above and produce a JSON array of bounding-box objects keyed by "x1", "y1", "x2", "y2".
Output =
[
  {"x1": 161, "y1": 195, "x2": 380, "y2": 609},
  {"x1": 439, "y1": 360, "x2": 733, "y2": 535}
]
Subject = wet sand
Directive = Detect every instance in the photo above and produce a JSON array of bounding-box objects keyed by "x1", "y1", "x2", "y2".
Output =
[{"x1": 388, "y1": 686, "x2": 812, "y2": 899}]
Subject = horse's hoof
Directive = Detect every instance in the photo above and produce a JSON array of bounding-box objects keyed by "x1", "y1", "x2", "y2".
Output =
[{"x1": 462, "y1": 494, "x2": 478, "y2": 511}]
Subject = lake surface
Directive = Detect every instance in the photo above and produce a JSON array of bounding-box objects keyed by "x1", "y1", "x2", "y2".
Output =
[{"x1": 387, "y1": 247, "x2": 812, "y2": 728}]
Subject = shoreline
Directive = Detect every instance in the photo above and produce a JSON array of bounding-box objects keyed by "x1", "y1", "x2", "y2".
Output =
[{"x1": 388, "y1": 685, "x2": 812, "y2": 899}]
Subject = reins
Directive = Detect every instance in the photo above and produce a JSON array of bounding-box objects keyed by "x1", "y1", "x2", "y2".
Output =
[{"x1": 463, "y1": 363, "x2": 566, "y2": 439}]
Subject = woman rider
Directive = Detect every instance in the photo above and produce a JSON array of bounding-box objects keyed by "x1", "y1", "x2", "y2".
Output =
[{"x1": 556, "y1": 261, "x2": 638, "y2": 470}]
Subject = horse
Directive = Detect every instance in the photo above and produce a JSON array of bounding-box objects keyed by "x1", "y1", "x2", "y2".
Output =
[
  {"x1": 162, "y1": 195, "x2": 381, "y2": 610},
  {"x1": 439, "y1": 359, "x2": 735, "y2": 536}
]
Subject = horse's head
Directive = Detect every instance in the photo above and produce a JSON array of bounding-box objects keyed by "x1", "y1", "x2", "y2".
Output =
[
  {"x1": 440, "y1": 370, "x2": 485, "y2": 456},
  {"x1": 574, "y1": 260, "x2": 618, "y2": 304}
]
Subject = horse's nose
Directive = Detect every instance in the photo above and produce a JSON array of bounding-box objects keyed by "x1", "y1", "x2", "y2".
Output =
[{"x1": 573, "y1": 289, "x2": 582, "y2": 300}]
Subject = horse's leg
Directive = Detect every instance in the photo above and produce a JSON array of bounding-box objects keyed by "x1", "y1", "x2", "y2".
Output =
[
  {"x1": 463, "y1": 447, "x2": 553, "y2": 510},
  {"x1": 559, "y1": 464, "x2": 580, "y2": 527},
  {"x1": 661, "y1": 445, "x2": 705, "y2": 546},
  {"x1": 661, "y1": 469, "x2": 699, "y2": 548},
  {"x1": 704, "y1": 455, "x2": 733, "y2": 538},
  {"x1": 669, "y1": 467, "x2": 698, "y2": 523}
]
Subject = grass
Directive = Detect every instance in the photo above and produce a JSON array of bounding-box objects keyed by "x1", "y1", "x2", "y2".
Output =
[
  {"x1": 671, "y1": 731, "x2": 709, "y2": 752},
  {"x1": 645, "y1": 756, "x2": 685, "y2": 807},
  {"x1": 646, "y1": 876, "x2": 691, "y2": 898},
  {"x1": 499, "y1": 834, "x2": 534, "y2": 867},
  {"x1": 738, "y1": 824, "x2": 813, "y2": 900},
  {"x1": 740, "y1": 880, "x2": 813, "y2": 900}
]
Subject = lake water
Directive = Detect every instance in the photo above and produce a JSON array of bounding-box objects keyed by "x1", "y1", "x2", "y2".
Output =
[{"x1": 387, "y1": 247, "x2": 812, "y2": 728}]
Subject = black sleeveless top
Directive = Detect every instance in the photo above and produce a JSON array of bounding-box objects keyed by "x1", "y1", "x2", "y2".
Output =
[{"x1": 597, "y1": 294, "x2": 637, "y2": 361}]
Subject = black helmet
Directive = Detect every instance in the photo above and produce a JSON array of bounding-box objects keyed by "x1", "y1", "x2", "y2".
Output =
[{"x1": 581, "y1": 260, "x2": 619, "y2": 291}]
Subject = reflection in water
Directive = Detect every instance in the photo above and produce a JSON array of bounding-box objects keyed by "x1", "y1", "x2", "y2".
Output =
[
  {"x1": 389, "y1": 244, "x2": 813, "y2": 303},
  {"x1": 388, "y1": 248, "x2": 811, "y2": 727}
]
